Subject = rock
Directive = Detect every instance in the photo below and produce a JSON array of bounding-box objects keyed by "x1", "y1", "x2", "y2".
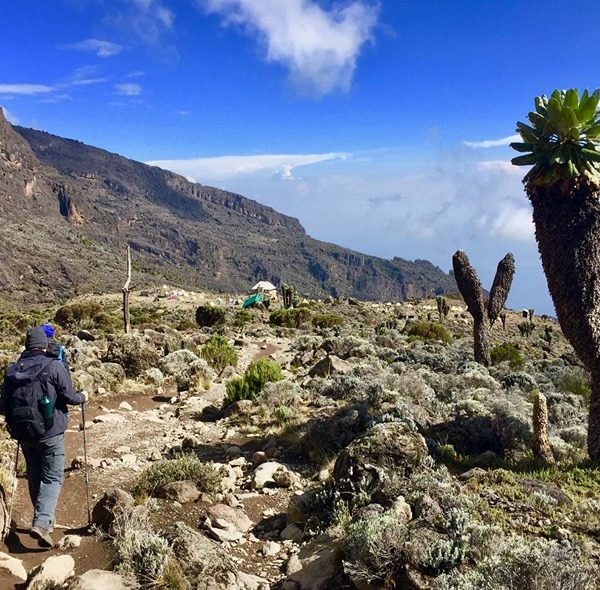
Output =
[
  {"x1": 121, "y1": 454, "x2": 137, "y2": 465},
  {"x1": 252, "y1": 451, "x2": 268, "y2": 467},
  {"x1": 58, "y1": 535, "x2": 82, "y2": 549},
  {"x1": 76, "y1": 330, "x2": 96, "y2": 342},
  {"x1": 332, "y1": 422, "x2": 428, "y2": 504},
  {"x1": 67, "y1": 569, "x2": 138, "y2": 589},
  {"x1": 222, "y1": 399, "x2": 255, "y2": 418},
  {"x1": 318, "y1": 469, "x2": 330, "y2": 482},
  {"x1": 104, "y1": 334, "x2": 161, "y2": 378},
  {"x1": 157, "y1": 481, "x2": 201, "y2": 504},
  {"x1": 309, "y1": 355, "x2": 352, "y2": 377},
  {"x1": 207, "y1": 504, "x2": 253, "y2": 533},
  {"x1": 253, "y1": 461, "x2": 288, "y2": 489},
  {"x1": 28, "y1": 555, "x2": 75, "y2": 590},
  {"x1": 391, "y1": 496, "x2": 412, "y2": 523},
  {"x1": 287, "y1": 534, "x2": 343, "y2": 590},
  {"x1": 163, "y1": 521, "x2": 240, "y2": 587},
  {"x1": 281, "y1": 523, "x2": 304, "y2": 543},
  {"x1": 285, "y1": 554, "x2": 302, "y2": 576},
  {"x1": 262, "y1": 540, "x2": 281, "y2": 556},
  {"x1": 160, "y1": 350, "x2": 215, "y2": 392},
  {"x1": 236, "y1": 571, "x2": 269, "y2": 590},
  {"x1": 119, "y1": 401, "x2": 133, "y2": 411},
  {"x1": 287, "y1": 490, "x2": 317, "y2": 525},
  {"x1": 92, "y1": 488, "x2": 134, "y2": 531},
  {"x1": 0, "y1": 551, "x2": 26, "y2": 581},
  {"x1": 93, "y1": 413, "x2": 128, "y2": 424},
  {"x1": 201, "y1": 517, "x2": 244, "y2": 543}
]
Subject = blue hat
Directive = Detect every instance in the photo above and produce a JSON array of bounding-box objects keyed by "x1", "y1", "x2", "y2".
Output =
[{"x1": 40, "y1": 323, "x2": 55, "y2": 338}]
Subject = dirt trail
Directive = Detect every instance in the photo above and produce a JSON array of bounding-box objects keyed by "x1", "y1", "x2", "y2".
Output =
[{"x1": 0, "y1": 338, "x2": 287, "y2": 588}]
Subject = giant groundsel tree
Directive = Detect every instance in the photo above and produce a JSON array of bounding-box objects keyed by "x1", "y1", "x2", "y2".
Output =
[{"x1": 511, "y1": 88, "x2": 600, "y2": 460}]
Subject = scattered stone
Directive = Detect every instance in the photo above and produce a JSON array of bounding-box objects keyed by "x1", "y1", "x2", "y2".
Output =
[
  {"x1": 207, "y1": 504, "x2": 253, "y2": 533},
  {"x1": 157, "y1": 481, "x2": 201, "y2": 504},
  {"x1": 281, "y1": 524, "x2": 304, "y2": 543},
  {"x1": 287, "y1": 534, "x2": 342, "y2": 590},
  {"x1": 253, "y1": 461, "x2": 288, "y2": 489},
  {"x1": 286, "y1": 554, "x2": 302, "y2": 576},
  {"x1": 67, "y1": 569, "x2": 138, "y2": 590},
  {"x1": 119, "y1": 401, "x2": 133, "y2": 411},
  {"x1": 93, "y1": 413, "x2": 128, "y2": 424},
  {"x1": 0, "y1": 551, "x2": 26, "y2": 581},
  {"x1": 91, "y1": 488, "x2": 135, "y2": 531},
  {"x1": 148, "y1": 450, "x2": 162, "y2": 461},
  {"x1": 391, "y1": 495, "x2": 413, "y2": 523},
  {"x1": 252, "y1": 451, "x2": 268, "y2": 467},
  {"x1": 262, "y1": 540, "x2": 281, "y2": 556},
  {"x1": 114, "y1": 446, "x2": 131, "y2": 455},
  {"x1": 317, "y1": 469, "x2": 330, "y2": 482},
  {"x1": 272, "y1": 468, "x2": 297, "y2": 488},
  {"x1": 28, "y1": 555, "x2": 75, "y2": 590},
  {"x1": 76, "y1": 330, "x2": 96, "y2": 342},
  {"x1": 308, "y1": 355, "x2": 352, "y2": 378},
  {"x1": 201, "y1": 517, "x2": 244, "y2": 543},
  {"x1": 58, "y1": 535, "x2": 82, "y2": 549}
]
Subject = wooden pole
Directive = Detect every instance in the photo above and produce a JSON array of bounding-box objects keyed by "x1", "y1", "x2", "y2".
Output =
[{"x1": 122, "y1": 244, "x2": 131, "y2": 334}]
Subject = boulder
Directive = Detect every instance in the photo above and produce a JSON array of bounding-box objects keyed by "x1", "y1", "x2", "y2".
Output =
[
  {"x1": 28, "y1": 555, "x2": 75, "y2": 590},
  {"x1": 91, "y1": 488, "x2": 135, "y2": 531},
  {"x1": 333, "y1": 422, "x2": 428, "y2": 505},
  {"x1": 253, "y1": 461, "x2": 288, "y2": 489},
  {"x1": 286, "y1": 534, "x2": 343, "y2": 590},
  {"x1": 0, "y1": 551, "x2": 26, "y2": 581},
  {"x1": 157, "y1": 480, "x2": 201, "y2": 504},
  {"x1": 162, "y1": 521, "x2": 239, "y2": 588},
  {"x1": 207, "y1": 504, "x2": 253, "y2": 533},
  {"x1": 308, "y1": 355, "x2": 352, "y2": 378},
  {"x1": 160, "y1": 350, "x2": 215, "y2": 392},
  {"x1": 104, "y1": 334, "x2": 161, "y2": 378},
  {"x1": 68, "y1": 569, "x2": 138, "y2": 590}
]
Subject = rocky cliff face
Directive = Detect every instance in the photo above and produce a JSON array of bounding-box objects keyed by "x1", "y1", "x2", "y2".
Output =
[{"x1": 0, "y1": 108, "x2": 455, "y2": 303}]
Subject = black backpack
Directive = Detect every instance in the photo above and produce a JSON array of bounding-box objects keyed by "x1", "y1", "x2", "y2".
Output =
[{"x1": 4, "y1": 358, "x2": 53, "y2": 441}]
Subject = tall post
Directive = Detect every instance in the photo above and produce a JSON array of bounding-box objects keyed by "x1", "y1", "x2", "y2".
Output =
[{"x1": 122, "y1": 244, "x2": 131, "y2": 334}]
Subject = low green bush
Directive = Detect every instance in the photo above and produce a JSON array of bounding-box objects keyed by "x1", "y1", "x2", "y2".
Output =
[
  {"x1": 406, "y1": 321, "x2": 452, "y2": 344},
  {"x1": 200, "y1": 335, "x2": 238, "y2": 375},
  {"x1": 195, "y1": 304, "x2": 226, "y2": 328},
  {"x1": 490, "y1": 343, "x2": 524, "y2": 369},
  {"x1": 233, "y1": 309, "x2": 252, "y2": 329},
  {"x1": 554, "y1": 367, "x2": 591, "y2": 400},
  {"x1": 224, "y1": 358, "x2": 283, "y2": 406},
  {"x1": 269, "y1": 307, "x2": 311, "y2": 328},
  {"x1": 132, "y1": 453, "x2": 220, "y2": 497},
  {"x1": 312, "y1": 313, "x2": 344, "y2": 328},
  {"x1": 54, "y1": 302, "x2": 102, "y2": 329}
]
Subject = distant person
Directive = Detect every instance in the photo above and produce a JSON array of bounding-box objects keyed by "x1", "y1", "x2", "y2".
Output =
[
  {"x1": 40, "y1": 323, "x2": 70, "y2": 372},
  {"x1": 0, "y1": 327, "x2": 88, "y2": 547}
]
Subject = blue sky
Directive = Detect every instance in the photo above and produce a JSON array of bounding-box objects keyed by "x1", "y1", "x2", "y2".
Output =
[{"x1": 2, "y1": 1, "x2": 600, "y2": 314}]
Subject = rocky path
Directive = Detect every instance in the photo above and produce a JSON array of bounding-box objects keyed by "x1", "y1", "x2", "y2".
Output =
[{"x1": 0, "y1": 336, "x2": 321, "y2": 589}]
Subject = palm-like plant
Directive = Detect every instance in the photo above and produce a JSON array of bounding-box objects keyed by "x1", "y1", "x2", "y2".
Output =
[{"x1": 511, "y1": 88, "x2": 600, "y2": 460}]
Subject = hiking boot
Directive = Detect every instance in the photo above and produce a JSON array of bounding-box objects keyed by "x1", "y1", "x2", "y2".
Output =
[{"x1": 30, "y1": 526, "x2": 54, "y2": 548}]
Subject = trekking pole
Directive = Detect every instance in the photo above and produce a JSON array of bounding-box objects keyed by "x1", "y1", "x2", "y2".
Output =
[
  {"x1": 80, "y1": 402, "x2": 92, "y2": 527},
  {"x1": 7, "y1": 443, "x2": 20, "y2": 532}
]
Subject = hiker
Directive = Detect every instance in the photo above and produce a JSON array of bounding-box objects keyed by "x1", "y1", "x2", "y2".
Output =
[
  {"x1": 40, "y1": 322, "x2": 70, "y2": 372},
  {"x1": 0, "y1": 327, "x2": 88, "y2": 547}
]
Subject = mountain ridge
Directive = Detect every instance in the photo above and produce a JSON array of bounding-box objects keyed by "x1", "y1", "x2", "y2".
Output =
[{"x1": 0, "y1": 108, "x2": 455, "y2": 303}]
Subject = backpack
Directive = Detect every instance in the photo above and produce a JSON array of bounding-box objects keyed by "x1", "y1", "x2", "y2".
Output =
[
  {"x1": 4, "y1": 358, "x2": 53, "y2": 441},
  {"x1": 47, "y1": 341, "x2": 68, "y2": 369}
]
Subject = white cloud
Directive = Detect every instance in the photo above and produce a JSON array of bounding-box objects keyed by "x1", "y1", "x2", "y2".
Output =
[
  {"x1": 109, "y1": 0, "x2": 174, "y2": 45},
  {"x1": 463, "y1": 134, "x2": 520, "y2": 148},
  {"x1": 63, "y1": 38, "x2": 123, "y2": 57},
  {"x1": 115, "y1": 83, "x2": 142, "y2": 95},
  {"x1": 199, "y1": 0, "x2": 379, "y2": 95},
  {"x1": 0, "y1": 84, "x2": 54, "y2": 95},
  {"x1": 478, "y1": 202, "x2": 534, "y2": 241},
  {"x1": 478, "y1": 160, "x2": 523, "y2": 174},
  {"x1": 146, "y1": 152, "x2": 348, "y2": 181}
]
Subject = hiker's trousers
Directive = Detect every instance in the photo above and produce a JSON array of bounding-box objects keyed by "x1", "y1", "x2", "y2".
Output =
[{"x1": 20, "y1": 434, "x2": 65, "y2": 530}]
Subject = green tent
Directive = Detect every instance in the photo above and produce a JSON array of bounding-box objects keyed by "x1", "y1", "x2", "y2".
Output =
[{"x1": 242, "y1": 293, "x2": 263, "y2": 308}]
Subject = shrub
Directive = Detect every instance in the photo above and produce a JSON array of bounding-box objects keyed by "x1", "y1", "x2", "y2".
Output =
[
  {"x1": 269, "y1": 307, "x2": 311, "y2": 328},
  {"x1": 490, "y1": 343, "x2": 524, "y2": 369},
  {"x1": 233, "y1": 309, "x2": 252, "y2": 329},
  {"x1": 200, "y1": 335, "x2": 238, "y2": 375},
  {"x1": 406, "y1": 321, "x2": 452, "y2": 344},
  {"x1": 54, "y1": 302, "x2": 102, "y2": 330},
  {"x1": 554, "y1": 367, "x2": 591, "y2": 399},
  {"x1": 111, "y1": 504, "x2": 189, "y2": 590},
  {"x1": 195, "y1": 304, "x2": 226, "y2": 328},
  {"x1": 133, "y1": 453, "x2": 220, "y2": 497},
  {"x1": 343, "y1": 510, "x2": 408, "y2": 586},
  {"x1": 312, "y1": 313, "x2": 344, "y2": 329},
  {"x1": 224, "y1": 358, "x2": 283, "y2": 406}
]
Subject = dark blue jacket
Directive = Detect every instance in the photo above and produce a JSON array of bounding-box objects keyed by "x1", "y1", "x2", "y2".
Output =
[{"x1": 0, "y1": 350, "x2": 85, "y2": 440}]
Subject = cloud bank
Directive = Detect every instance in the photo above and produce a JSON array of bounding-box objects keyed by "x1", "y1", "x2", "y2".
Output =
[
  {"x1": 199, "y1": 0, "x2": 379, "y2": 95},
  {"x1": 146, "y1": 152, "x2": 348, "y2": 181},
  {"x1": 62, "y1": 38, "x2": 123, "y2": 57},
  {"x1": 0, "y1": 84, "x2": 54, "y2": 95}
]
